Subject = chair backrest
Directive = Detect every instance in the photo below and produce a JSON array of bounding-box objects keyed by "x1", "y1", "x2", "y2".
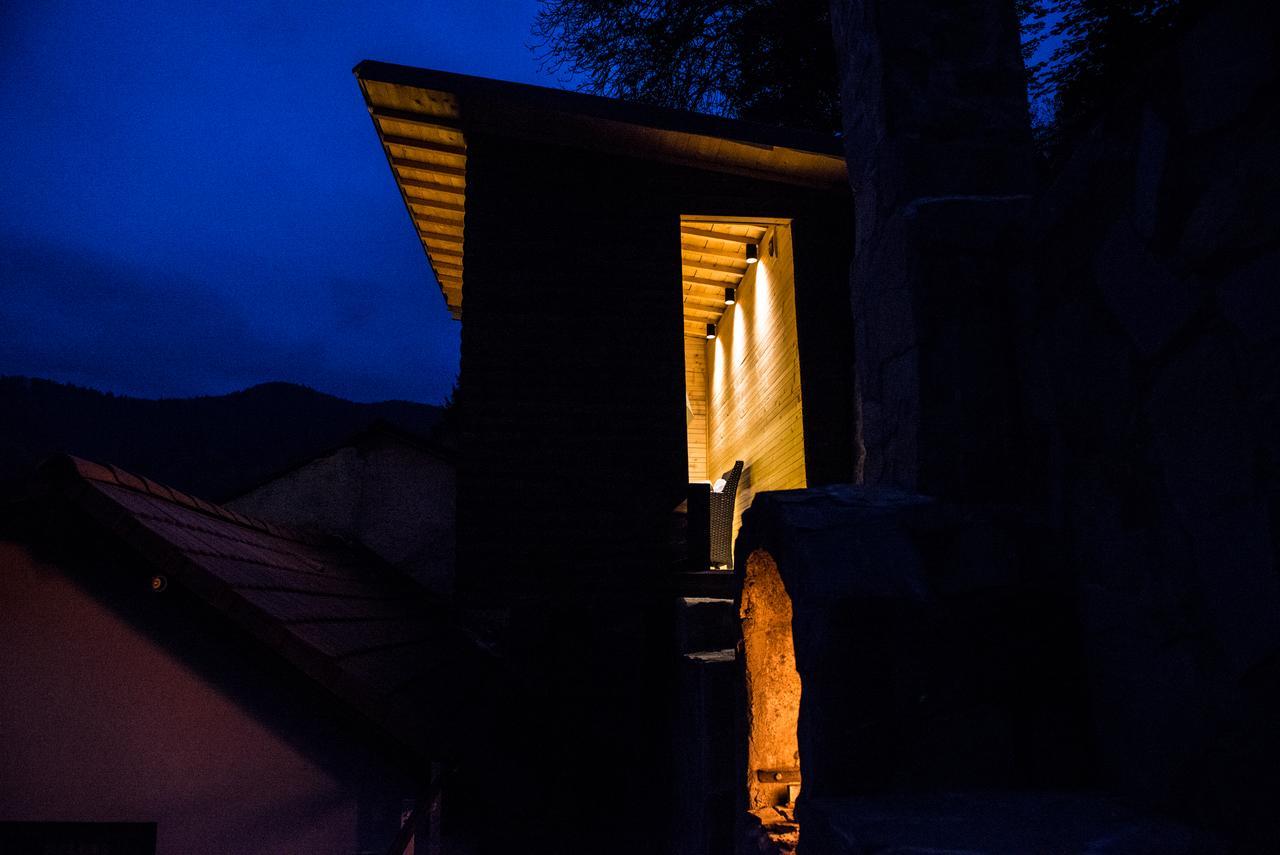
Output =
[{"x1": 708, "y1": 461, "x2": 744, "y2": 569}]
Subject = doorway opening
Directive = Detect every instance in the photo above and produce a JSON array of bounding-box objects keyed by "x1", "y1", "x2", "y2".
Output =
[{"x1": 680, "y1": 217, "x2": 807, "y2": 570}]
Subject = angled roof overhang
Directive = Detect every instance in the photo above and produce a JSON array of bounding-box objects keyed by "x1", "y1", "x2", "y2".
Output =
[
  {"x1": 354, "y1": 61, "x2": 848, "y2": 319},
  {"x1": 31, "y1": 454, "x2": 499, "y2": 766}
]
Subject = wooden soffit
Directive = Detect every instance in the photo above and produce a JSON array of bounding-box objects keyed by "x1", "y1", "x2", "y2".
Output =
[{"x1": 355, "y1": 61, "x2": 848, "y2": 318}]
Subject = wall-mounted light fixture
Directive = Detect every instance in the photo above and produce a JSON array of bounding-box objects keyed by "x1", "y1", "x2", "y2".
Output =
[
  {"x1": 706, "y1": 323, "x2": 717, "y2": 340},
  {"x1": 745, "y1": 243, "x2": 759, "y2": 264},
  {"x1": 724, "y1": 287, "x2": 736, "y2": 306}
]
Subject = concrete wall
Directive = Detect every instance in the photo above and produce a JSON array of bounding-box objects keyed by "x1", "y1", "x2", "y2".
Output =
[
  {"x1": 0, "y1": 542, "x2": 411, "y2": 855},
  {"x1": 707, "y1": 223, "x2": 807, "y2": 545},
  {"x1": 228, "y1": 432, "x2": 454, "y2": 595}
]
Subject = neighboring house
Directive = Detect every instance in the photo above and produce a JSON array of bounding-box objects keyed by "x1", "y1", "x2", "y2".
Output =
[
  {"x1": 0, "y1": 456, "x2": 493, "y2": 855},
  {"x1": 226, "y1": 421, "x2": 455, "y2": 596}
]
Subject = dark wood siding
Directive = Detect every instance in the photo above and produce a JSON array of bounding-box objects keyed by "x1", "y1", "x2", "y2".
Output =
[
  {"x1": 457, "y1": 135, "x2": 687, "y2": 604},
  {"x1": 457, "y1": 138, "x2": 854, "y2": 603},
  {"x1": 451, "y1": 133, "x2": 853, "y2": 853}
]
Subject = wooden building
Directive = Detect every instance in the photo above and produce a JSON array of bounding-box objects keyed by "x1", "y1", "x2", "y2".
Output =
[
  {"x1": 354, "y1": 62, "x2": 855, "y2": 599},
  {"x1": 354, "y1": 63, "x2": 855, "y2": 854}
]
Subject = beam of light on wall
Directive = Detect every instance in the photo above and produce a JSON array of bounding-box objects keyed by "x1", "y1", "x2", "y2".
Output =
[
  {"x1": 703, "y1": 220, "x2": 805, "y2": 550},
  {"x1": 731, "y1": 271, "x2": 748, "y2": 369},
  {"x1": 712, "y1": 318, "x2": 729, "y2": 411},
  {"x1": 750, "y1": 229, "x2": 777, "y2": 354}
]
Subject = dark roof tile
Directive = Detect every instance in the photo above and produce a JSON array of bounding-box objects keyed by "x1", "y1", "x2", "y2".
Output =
[
  {"x1": 42, "y1": 453, "x2": 492, "y2": 762},
  {"x1": 107, "y1": 464, "x2": 150, "y2": 493}
]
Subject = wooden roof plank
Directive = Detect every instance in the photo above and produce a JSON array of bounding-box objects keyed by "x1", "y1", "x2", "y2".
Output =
[
  {"x1": 391, "y1": 156, "x2": 466, "y2": 179},
  {"x1": 680, "y1": 242, "x2": 748, "y2": 265},
  {"x1": 682, "y1": 259, "x2": 747, "y2": 277},
  {"x1": 679, "y1": 226, "x2": 757, "y2": 244},
  {"x1": 383, "y1": 133, "x2": 467, "y2": 158},
  {"x1": 414, "y1": 213, "x2": 465, "y2": 228},
  {"x1": 407, "y1": 196, "x2": 465, "y2": 214},
  {"x1": 684, "y1": 274, "x2": 742, "y2": 288},
  {"x1": 397, "y1": 175, "x2": 465, "y2": 197},
  {"x1": 372, "y1": 107, "x2": 463, "y2": 134}
]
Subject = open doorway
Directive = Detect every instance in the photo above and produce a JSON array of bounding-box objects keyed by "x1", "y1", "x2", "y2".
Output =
[{"x1": 681, "y1": 217, "x2": 807, "y2": 570}]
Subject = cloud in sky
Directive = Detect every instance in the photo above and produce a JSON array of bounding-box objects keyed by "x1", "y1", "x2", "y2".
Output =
[
  {"x1": 0, "y1": 0, "x2": 546, "y2": 403},
  {"x1": 0, "y1": 234, "x2": 458, "y2": 403}
]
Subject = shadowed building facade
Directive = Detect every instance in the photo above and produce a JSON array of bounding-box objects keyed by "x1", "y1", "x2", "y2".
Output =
[{"x1": 354, "y1": 63, "x2": 857, "y2": 854}]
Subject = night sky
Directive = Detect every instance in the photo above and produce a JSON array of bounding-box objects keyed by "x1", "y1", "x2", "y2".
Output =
[{"x1": 1, "y1": 0, "x2": 551, "y2": 404}]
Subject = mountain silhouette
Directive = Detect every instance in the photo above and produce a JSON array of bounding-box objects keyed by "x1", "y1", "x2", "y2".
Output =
[{"x1": 0, "y1": 376, "x2": 443, "y2": 502}]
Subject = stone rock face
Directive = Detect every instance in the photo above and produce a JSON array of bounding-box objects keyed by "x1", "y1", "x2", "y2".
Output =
[
  {"x1": 801, "y1": 792, "x2": 1226, "y2": 855},
  {"x1": 1006, "y1": 0, "x2": 1280, "y2": 845},
  {"x1": 820, "y1": 0, "x2": 1279, "y2": 847},
  {"x1": 736, "y1": 488, "x2": 1093, "y2": 805},
  {"x1": 831, "y1": 0, "x2": 1035, "y2": 501}
]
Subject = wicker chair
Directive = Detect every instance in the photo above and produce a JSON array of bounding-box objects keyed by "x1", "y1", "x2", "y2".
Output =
[{"x1": 708, "y1": 461, "x2": 744, "y2": 570}]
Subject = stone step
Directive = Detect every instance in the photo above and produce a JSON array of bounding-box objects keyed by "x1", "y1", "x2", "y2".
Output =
[
  {"x1": 677, "y1": 596, "x2": 739, "y2": 654},
  {"x1": 674, "y1": 649, "x2": 738, "y2": 855},
  {"x1": 800, "y1": 792, "x2": 1227, "y2": 854},
  {"x1": 677, "y1": 570, "x2": 737, "y2": 599}
]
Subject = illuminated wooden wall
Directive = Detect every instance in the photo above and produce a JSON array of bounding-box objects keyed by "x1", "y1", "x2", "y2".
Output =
[
  {"x1": 706, "y1": 223, "x2": 806, "y2": 543},
  {"x1": 685, "y1": 337, "x2": 709, "y2": 481}
]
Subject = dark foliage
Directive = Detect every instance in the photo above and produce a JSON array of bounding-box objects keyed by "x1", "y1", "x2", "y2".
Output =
[
  {"x1": 535, "y1": 0, "x2": 1187, "y2": 152},
  {"x1": 532, "y1": 0, "x2": 841, "y2": 134},
  {"x1": 1021, "y1": 0, "x2": 1183, "y2": 148},
  {"x1": 0, "y1": 377, "x2": 441, "y2": 503}
]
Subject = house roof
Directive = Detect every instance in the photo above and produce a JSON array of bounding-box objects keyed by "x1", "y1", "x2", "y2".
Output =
[
  {"x1": 224, "y1": 418, "x2": 453, "y2": 504},
  {"x1": 353, "y1": 61, "x2": 849, "y2": 318},
  {"x1": 32, "y1": 454, "x2": 495, "y2": 765}
]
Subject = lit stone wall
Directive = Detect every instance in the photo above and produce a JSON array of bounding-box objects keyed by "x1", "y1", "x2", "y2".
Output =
[{"x1": 707, "y1": 223, "x2": 806, "y2": 545}]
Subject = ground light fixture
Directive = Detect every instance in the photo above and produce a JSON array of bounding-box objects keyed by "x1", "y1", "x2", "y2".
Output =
[
  {"x1": 746, "y1": 243, "x2": 759, "y2": 264},
  {"x1": 725, "y1": 287, "x2": 736, "y2": 305},
  {"x1": 706, "y1": 323, "x2": 717, "y2": 339}
]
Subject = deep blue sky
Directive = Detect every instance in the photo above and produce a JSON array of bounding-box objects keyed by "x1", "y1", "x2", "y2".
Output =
[{"x1": 1, "y1": 0, "x2": 551, "y2": 404}]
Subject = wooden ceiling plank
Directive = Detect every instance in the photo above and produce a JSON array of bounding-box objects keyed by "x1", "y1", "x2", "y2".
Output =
[
  {"x1": 407, "y1": 196, "x2": 466, "y2": 214},
  {"x1": 680, "y1": 243, "x2": 746, "y2": 265},
  {"x1": 372, "y1": 108, "x2": 463, "y2": 134},
  {"x1": 679, "y1": 226, "x2": 755, "y2": 245},
  {"x1": 682, "y1": 259, "x2": 747, "y2": 277},
  {"x1": 414, "y1": 213, "x2": 464, "y2": 228},
  {"x1": 383, "y1": 133, "x2": 467, "y2": 158},
  {"x1": 391, "y1": 156, "x2": 466, "y2": 179},
  {"x1": 420, "y1": 229, "x2": 463, "y2": 245},
  {"x1": 684, "y1": 292, "x2": 732, "y2": 308},
  {"x1": 398, "y1": 175, "x2": 465, "y2": 198},
  {"x1": 684, "y1": 274, "x2": 742, "y2": 288}
]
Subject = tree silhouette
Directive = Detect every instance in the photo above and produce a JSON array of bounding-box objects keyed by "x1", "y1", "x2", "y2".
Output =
[
  {"x1": 532, "y1": 0, "x2": 840, "y2": 134},
  {"x1": 534, "y1": 0, "x2": 1188, "y2": 150}
]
